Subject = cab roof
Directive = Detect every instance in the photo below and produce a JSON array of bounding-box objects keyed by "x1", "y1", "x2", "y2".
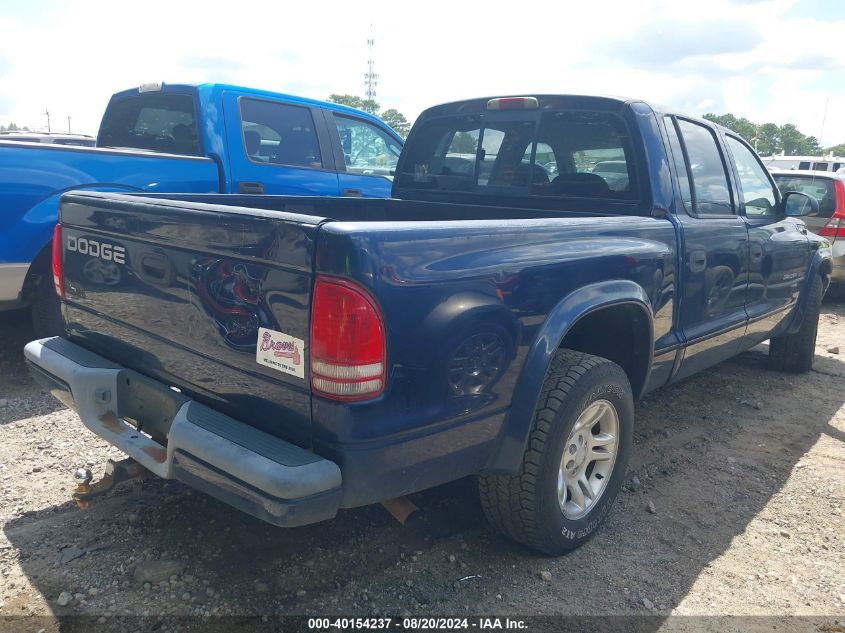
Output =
[{"x1": 107, "y1": 82, "x2": 391, "y2": 128}]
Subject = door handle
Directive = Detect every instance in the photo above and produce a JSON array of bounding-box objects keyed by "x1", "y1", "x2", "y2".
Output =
[
  {"x1": 689, "y1": 250, "x2": 707, "y2": 273},
  {"x1": 342, "y1": 188, "x2": 363, "y2": 197},
  {"x1": 238, "y1": 181, "x2": 265, "y2": 194}
]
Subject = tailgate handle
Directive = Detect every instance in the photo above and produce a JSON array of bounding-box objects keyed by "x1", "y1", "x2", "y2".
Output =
[
  {"x1": 238, "y1": 181, "x2": 265, "y2": 194},
  {"x1": 342, "y1": 188, "x2": 363, "y2": 197}
]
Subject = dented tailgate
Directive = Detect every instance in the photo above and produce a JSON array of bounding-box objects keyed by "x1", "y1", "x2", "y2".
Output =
[{"x1": 57, "y1": 192, "x2": 322, "y2": 447}]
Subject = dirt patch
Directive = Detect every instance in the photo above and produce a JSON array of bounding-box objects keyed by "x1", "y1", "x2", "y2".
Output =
[{"x1": 1, "y1": 303, "x2": 844, "y2": 629}]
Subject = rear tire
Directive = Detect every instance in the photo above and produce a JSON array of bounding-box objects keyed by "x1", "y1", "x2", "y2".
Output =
[
  {"x1": 479, "y1": 349, "x2": 633, "y2": 555},
  {"x1": 769, "y1": 274, "x2": 823, "y2": 373},
  {"x1": 31, "y1": 272, "x2": 64, "y2": 338}
]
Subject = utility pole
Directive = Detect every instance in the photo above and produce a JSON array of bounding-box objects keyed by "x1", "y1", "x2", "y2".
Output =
[
  {"x1": 364, "y1": 24, "x2": 378, "y2": 114},
  {"x1": 43, "y1": 108, "x2": 51, "y2": 133},
  {"x1": 67, "y1": 115, "x2": 72, "y2": 133},
  {"x1": 819, "y1": 97, "x2": 830, "y2": 156}
]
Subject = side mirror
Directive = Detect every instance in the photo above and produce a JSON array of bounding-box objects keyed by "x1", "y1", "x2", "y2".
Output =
[{"x1": 782, "y1": 191, "x2": 819, "y2": 217}]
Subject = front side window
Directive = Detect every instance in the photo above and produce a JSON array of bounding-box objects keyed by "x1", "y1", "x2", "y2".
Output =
[
  {"x1": 98, "y1": 92, "x2": 200, "y2": 155},
  {"x1": 676, "y1": 119, "x2": 733, "y2": 215},
  {"x1": 726, "y1": 136, "x2": 778, "y2": 217},
  {"x1": 240, "y1": 98, "x2": 322, "y2": 168},
  {"x1": 334, "y1": 115, "x2": 401, "y2": 177}
]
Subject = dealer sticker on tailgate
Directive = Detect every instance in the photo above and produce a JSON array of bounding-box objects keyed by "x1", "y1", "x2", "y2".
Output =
[{"x1": 256, "y1": 327, "x2": 305, "y2": 379}]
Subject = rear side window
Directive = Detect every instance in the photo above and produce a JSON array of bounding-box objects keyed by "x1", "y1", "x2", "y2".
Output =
[
  {"x1": 772, "y1": 174, "x2": 837, "y2": 218},
  {"x1": 675, "y1": 119, "x2": 733, "y2": 215},
  {"x1": 240, "y1": 98, "x2": 322, "y2": 168},
  {"x1": 397, "y1": 109, "x2": 637, "y2": 200},
  {"x1": 813, "y1": 162, "x2": 829, "y2": 171},
  {"x1": 98, "y1": 93, "x2": 200, "y2": 155},
  {"x1": 798, "y1": 161, "x2": 811, "y2": 170},
  {"x1": 664, "y1": 117, "x2": 692, "y2": 213}
]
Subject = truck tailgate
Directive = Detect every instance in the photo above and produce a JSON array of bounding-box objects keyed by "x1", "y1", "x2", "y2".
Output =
[{"x1": 58, "y1": 192, "x2": 322, "y2": 447}]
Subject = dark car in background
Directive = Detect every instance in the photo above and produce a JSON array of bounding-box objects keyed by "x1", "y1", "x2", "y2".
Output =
[{"x1": 771, "y1": 169, "x2": 845, "y2": 297}]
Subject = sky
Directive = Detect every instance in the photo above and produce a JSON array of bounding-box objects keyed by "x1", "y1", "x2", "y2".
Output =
[{"x1": 1, "y1": 0, "x2": 844, "y2": 149}]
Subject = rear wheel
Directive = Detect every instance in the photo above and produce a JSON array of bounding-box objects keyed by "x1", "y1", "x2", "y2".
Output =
[
  {"x1": 479, "y1": 349, "x2": 633, "y2": 555},
  {"x1": 769, "y1": 274, "x2": 823, "y2": 373},
  {"x1": 31, "y1": 272, "x2": 64, "y2": 338}
]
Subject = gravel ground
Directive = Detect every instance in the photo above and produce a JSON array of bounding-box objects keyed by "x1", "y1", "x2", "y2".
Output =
[{"x1": 1, "y1": 301, "x2": 844, "y2": 632}]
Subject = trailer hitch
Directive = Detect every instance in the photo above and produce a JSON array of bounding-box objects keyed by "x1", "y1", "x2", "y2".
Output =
[{"x1": 72, "y1": 458, "x2": 147, "y2": 509}]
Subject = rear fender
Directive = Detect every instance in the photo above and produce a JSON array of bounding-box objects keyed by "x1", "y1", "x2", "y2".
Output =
[
  {"x1": 485, "y1": 279, "x2": 653, "y2": 473},
  {"x1": 417, "y1": 291, "x2": 520, "y2": 362},
  {"x1": 785, "y1": 246, "x2": 833, "y2": 335}
]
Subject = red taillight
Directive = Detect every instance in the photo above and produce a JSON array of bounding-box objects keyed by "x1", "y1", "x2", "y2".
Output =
[
  {"x1": 486, "y1": 96, "x2": 539, "y2": 110},
  {"x1": 818, "y1": 180, "x2": 845, "y2": 239},
  {"x1": 51, "y1": 224, "x2": 65, "y2": 299},
  {"x1": 310, "y1": 276, "x2": 386, "y2": 401}
]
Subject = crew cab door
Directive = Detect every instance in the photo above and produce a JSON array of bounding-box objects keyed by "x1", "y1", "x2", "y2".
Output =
[
  {"x1": 222, "y1": 91, "x2": 340, "y2": 196},
  {"x1": 664, "y1": 117, "x2": 750, "y2": 381},
  {"x1": 324, "y1": 110, "x2": 402, "y2": 198},
  {"x1": 723, "y1": 134, "x2": 809, "y2": 348}
]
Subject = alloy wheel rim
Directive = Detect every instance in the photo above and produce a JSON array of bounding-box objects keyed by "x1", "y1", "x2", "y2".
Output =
[{"x1": 557, "y1": 399, "x2": 619, "y2": 520}]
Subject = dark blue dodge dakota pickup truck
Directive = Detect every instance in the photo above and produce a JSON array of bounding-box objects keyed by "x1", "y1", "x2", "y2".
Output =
[{"x1": 25, "y1": 94, "x2": 831, "y2": 555}]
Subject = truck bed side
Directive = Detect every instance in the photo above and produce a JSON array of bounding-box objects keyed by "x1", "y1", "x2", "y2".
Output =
[{"x1": 311, "y1": 214, "x2": 676, "y2": 505}]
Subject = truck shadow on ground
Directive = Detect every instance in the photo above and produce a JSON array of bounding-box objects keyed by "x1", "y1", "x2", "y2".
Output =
[
  {"x1": 0, "y1": 309, "x2": 66, "y2": 424},
  {"x1": 2, "y1": 307, "x2": 844, "y2": 630}
]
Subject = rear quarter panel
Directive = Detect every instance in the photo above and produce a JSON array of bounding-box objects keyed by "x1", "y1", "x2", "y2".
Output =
[{"x1": 312, "y1": 215, "x2": 677, "y2": 506}]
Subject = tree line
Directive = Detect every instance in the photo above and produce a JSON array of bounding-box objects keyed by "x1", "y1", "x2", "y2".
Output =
[{"x1": 702, "y1": 113, "x2": 844, "y2": 157}]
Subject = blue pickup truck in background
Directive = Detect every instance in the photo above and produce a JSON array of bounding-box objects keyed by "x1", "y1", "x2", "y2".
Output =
[
  {"x1": 26, "y1": 94, "x2": 830, "y2": 555},
  {"x1": 0, "y1": 82, "x2": 404, "y2": 334}
]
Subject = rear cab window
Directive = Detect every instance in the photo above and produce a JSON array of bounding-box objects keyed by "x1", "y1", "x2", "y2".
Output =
[
  {"x1": 98, "y1": 92, "x2": 201, "y2": 155},
  {"x1": 395, "y1": 102, "x2": 640, "y2": 206}
]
